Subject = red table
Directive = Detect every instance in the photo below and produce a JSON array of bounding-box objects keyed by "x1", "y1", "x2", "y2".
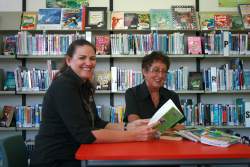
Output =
[{"x1": 75, "y1": 140, "x2": 250, "y2": 166}]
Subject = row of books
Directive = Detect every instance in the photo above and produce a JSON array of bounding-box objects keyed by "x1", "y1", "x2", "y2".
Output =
[
  {"x1": 204, "y1": 32, "x2": 250, "y2": 56},
  {"x1": 15, "y1": 66, "x2": 58, "y2": 92},
  {"x1": 16, "y1": 105, "x2": 42, "y2": 128},
  {"x1": 0, "y1": 105, "x2": 42, "y2": 128},
  {"x1": 2, "y1": 32, "x2": 250, "y2": 56},
  {"x1": 19, "y1": 5, "x2": 250, "y2": 31},
  {"x1": 95, "y1": 105, "x2": 126, "y2": 123},
  {"x1": 2, "y1": 64, "x2": 249, "y2": 93},
  {"x1": 204, "y1": 67, "x2": 250, "y2": 92},
  {"x1": 111, "y1": 67, "x2": 143, "y2": 92},
  {"x1": 7, "y1": 32, "x2": 85, "y2": 55},
  {"x1": 182, "y1": 98, "x2": 250, "y2": 127}
]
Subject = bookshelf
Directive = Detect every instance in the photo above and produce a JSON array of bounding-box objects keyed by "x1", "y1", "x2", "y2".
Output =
[{"x1": 0, "y1": 0, "x2": 250, "y2": 141}]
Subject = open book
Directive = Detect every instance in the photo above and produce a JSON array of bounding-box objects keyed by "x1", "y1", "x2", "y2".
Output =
[{"x1": 148, "y1": 99, "x2": 184, "y2": 133}]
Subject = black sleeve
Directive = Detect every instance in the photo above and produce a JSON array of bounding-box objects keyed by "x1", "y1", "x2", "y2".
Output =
[
  {"x1": 172, "y1": 92, "x2": 186, "y2": 123},
  {"x1": 91, "y1": 101, "x2": 108, "y2": 129},
  {"x1": 52, "y1": 83, "x2": 96, "y2": 144},
  {"x1": 124, "y1": 88, "x2": 140, "y2": 122}
]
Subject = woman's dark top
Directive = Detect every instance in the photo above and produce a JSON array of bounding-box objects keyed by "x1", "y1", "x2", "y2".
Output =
[
  {"x1": 124, "y1": 81, "x2": 185, "y2": 123},
  {"x1": 30, "y1": 68, "x2": 108, "y2": 165}
]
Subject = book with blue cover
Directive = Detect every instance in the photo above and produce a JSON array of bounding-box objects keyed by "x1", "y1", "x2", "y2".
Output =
[{"x1": 37, "y1": 8, "x2": 62, "y2": 30}]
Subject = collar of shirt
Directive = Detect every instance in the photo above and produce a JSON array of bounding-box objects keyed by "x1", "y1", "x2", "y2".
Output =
[{"x1": 138, "y1": 81, "x2": 170, "y2": 101}]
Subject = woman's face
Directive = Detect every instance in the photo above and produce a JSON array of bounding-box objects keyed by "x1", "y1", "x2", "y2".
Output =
[
  {"x1": 143, "y1": 60, "x2": 167, "y2": 90},
  {"x1": 66, "y1": 45, "x2": 96, "y2": 80}
]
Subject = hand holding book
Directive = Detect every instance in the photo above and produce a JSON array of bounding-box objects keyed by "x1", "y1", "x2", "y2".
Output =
[{"x1": 148, "y1": 99, "x2": 185, "y2": 134}]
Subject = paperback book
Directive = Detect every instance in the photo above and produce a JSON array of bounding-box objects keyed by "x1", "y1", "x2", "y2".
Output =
[
  {"x1": 171, "y1": 5, "x2": 198, "y2": 30},
  {"x1": 214, "y1": 14, "x2": 232, "y2": 30},
  {"x1": 62, "y1": 8, "x2": 82, "y2": 30},
  {"x1": 95, "y1": 35, "x2": 110, "y2": 55},
  {"x1": 0, "y1": 106, "x2": 15, "y2": 127},
  {"x1": 21, "y1": 12, "x2": 37, "y2": 30},
  {"x1": 137, "y1": 13, "x2": 150, "y2": 30},
  {"x1": 111, "y1": 11, "x2": 124, "y2": 29},
  {"x1": 199, "y1": 12, "x2": 215, "y2": 30},
  {"x1": 200, "y1": 130, "x2": 240, "y2": 147},
  {"x1": 95, "y1": 71, "x2": 111, "y2": 90},
  {"x1": 187, "y1": 36, "x2": 202, "y2": 54},
  {"x1": 148, "y1": 99, "x2": 184, "y2": 133},
  {"x1": 37, "y1": 8, "x2": 62, "y2": 30},
  {"x1": 150, "y1": 9, "x2": 172, "y2": 30},
  {"x1": 124, "y1": 13, "x2": 138, "y2": 29},
  {"x1": 238, "y1": 4, "x2": 250, "y2": 29}
]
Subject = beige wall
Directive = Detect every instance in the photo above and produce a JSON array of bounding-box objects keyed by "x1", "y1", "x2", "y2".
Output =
[{"x1": 0, "y1": 0, "x2": 242, "y2": 12}]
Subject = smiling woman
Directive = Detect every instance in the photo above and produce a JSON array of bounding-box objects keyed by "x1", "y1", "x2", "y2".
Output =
[
  {"x1": 30, "y1": 39, "x2": 159, "y2": 167},
  {"x1": 124, "y1": 51, "x2": 185, "y2": 127}
]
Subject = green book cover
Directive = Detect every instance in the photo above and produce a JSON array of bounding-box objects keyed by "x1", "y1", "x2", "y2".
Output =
[
  {"x1": 150, "y1": 9, "x2": 172, "y2": 30},
  {"x1": 148, "y1": 99, "x2": 184, "y2": 133}
]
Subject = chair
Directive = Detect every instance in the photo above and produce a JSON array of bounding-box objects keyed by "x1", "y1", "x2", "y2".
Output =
[{"x1": 0, "y1": 135, "x2": 28, "y2": 167}]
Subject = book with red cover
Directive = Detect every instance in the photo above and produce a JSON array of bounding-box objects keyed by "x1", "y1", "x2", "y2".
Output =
[
  {"x1": 214, "y1": 14, "x2": 232, "y2": 30},
  {"x1": 95, "y1": 35, "x2": 110, "y2": 55}
]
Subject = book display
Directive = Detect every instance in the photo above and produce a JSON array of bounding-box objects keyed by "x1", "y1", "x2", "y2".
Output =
[{"x1": 0, "y1": 1, "x2": 250, "y2": 153}]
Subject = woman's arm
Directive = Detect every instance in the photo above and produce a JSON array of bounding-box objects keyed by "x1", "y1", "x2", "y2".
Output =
[{"x1": 92, "y1": 125, "x2": 157, "y2": 143}]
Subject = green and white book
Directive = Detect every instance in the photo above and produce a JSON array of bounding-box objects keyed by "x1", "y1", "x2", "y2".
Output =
[{"x1": 148, "y1": 99, "x2": 184, "y2": 133}]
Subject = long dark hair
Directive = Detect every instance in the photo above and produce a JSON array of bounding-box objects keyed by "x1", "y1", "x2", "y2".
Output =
[{"x1": 55, "y1": 39, "x2": 96, "y2": 79}]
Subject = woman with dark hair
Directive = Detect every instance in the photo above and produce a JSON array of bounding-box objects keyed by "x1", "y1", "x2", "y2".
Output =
[
  {"x1": 30, "y1": 39, "x2": 158, "y2": 167},
  {"x1": 125, "y1": 51, "x2": 185, "y2": 128}
]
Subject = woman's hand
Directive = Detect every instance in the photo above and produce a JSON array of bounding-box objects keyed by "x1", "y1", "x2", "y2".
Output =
[
  {"x1": 132, "y1": 125, "x2": 159, "y2": 141},
  {"x1": 126, "y1": 119, "x2": 150, "y2": 130}
]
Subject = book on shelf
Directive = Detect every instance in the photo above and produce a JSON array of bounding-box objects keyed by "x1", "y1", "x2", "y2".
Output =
[
  {"x1": 171, "y1": 5, "x2": 198, "y2": 30},
  {"x1": 3, "y1": 35, "x2": 17, "y2": 56},
  {"x1": 244, "y1": 70, "x2": 250, "y2": 90},
  {"x1": 0, "y1": 106, "x2": 15, "y2": 127},
  {"x1": 21, "y1": 12, "x2": 37, "y2": 30},
  {"x1": 231, "y1": 13, "x2": 244, "y2": 30},
  {"x1": 149, "y1": 9, "x2": 172, "y2": 30},
  {"x1": 148, "y1": 99, "x2": 184, "y2": 134},
  {"x1": 188, "y1": 72, "x2": 203, "y2": 90},
  {"x1": 238, "y1": 4, "x2": 250, "y2": 29},
  {"x1": 187, "y1": 36, "x2": 202, "y2": 54},
  {"x1": 3, "y1": 71, "x2": 15, "y2": 91},
  {"x1": 124, "y1": 13, "x2": 138, "y2": 29},
  {"x1": 61, "y1": 8, "x2": 82, "y2": 30},
  {"x1": 95, "y1": 35, "x2": 110, "y2": 55},
  {"x1": 245, "y1": 102, "x2": 250, "y2": 127},
  {"x1": 199, "y1": 12, "x2": 215, "y2": 30},
  {"x1": 137, "y1": 12, "x2": 150, "y2": 30},
  {"x1": 94, "y1": 71, "x2": 111, "y2": 90},
  {"x1": 37, "y1": 8, "x2": 62, "y2": 30},
  {"x1": 85, "y1": 7, "x2": 107, "y2": 29},
  {"x1": 111, "y1": 11, "x2": 124, "y2": 30},
  {"x1": 214, "y1": 14, "x2": 232, "y2": 30},
  {"x1": 0, "y1": 69, "x2": 4, "y2": 91}
]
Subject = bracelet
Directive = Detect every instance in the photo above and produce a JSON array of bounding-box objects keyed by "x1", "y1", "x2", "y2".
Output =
[{"x1": 124, "y1": 122, "x2": 128, "y2": 131}]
